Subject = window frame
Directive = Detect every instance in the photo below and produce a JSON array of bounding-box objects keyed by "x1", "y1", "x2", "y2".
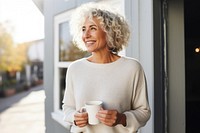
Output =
[{"x1": 51, "y1": 9, "x2": 74, "y2": 128}]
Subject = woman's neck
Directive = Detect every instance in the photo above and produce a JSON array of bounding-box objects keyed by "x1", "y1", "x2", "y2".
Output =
[{"x1": 87, "y1": 52, "x2": 120, "y2": 64}]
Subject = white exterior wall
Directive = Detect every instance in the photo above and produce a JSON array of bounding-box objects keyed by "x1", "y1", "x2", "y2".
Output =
[{"x1": 125, "y1": 0, "x2": 154, "y2": 133}]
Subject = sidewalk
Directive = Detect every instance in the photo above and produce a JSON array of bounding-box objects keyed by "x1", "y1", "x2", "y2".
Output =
[{"x1": 0, "y1": 85, "x2": 45, "y2": 133}]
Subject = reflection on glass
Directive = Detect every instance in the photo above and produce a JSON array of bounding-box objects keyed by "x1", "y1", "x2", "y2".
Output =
[
  {"x1": 59, "y1": 22, "x2": 89, "y2": 62},
  {"x1": 59, "y1": 68, "x2": 67, "y2": 109}
]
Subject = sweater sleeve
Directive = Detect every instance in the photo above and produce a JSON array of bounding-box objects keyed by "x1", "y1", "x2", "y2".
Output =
[
  {"x1": 124, "y1": 65, "x2": 151, "y2": 132},
  {"x1": 62, "y1": 66, "x2": 76, "y2": 125}
]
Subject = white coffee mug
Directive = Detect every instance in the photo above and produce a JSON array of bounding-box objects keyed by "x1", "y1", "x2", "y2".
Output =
[{"x1": 82, "y1": 100, "x2": 103, "y2": 125}]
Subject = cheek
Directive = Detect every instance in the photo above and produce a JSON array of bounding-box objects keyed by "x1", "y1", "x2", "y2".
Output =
[
  {"x1": 82, "y1": 33, "x2": 86, "y2": 42},
  {"x1": 100, "y1": 34, "x2": 106, "y2": 44}
]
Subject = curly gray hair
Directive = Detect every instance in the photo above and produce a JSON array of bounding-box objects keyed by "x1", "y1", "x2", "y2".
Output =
[{"x1": 70, "y1": 2, "x2": 130, "y2": 53}]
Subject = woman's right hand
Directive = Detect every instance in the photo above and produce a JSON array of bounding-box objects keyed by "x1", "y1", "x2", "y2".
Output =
[{"x1": 74, "y1": 111, "x2": 88, "y2": 127}]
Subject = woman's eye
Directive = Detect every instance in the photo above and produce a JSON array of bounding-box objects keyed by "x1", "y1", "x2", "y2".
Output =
[
  {"x1": 82, "y1": 28, "x2": 86, "y2": 32},
  {"x1": 91, "y1": 27, "x2": 96, "y2": 31}
]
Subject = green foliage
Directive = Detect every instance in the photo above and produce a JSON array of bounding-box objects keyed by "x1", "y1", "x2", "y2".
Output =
[{"x1": 0, "y1": 79, "x2": 16, "y2": 90}]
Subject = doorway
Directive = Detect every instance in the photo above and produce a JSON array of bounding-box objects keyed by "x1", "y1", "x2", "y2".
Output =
[{"x1": 185, "y1": 0, "x2": 200, "y2": 132}]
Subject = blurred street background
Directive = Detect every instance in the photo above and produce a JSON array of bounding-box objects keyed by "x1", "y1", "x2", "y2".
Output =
[
  {"x1": 0, "y1": 85, "x2": 45, "y2": 133},
  {"x1": 0, "y1": 0, "x2": 44, "y2": 132}
]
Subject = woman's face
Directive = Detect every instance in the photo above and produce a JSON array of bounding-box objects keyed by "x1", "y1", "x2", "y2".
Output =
[{"x1": 82, "y1": 17, "x2": 107, "y2": 53}]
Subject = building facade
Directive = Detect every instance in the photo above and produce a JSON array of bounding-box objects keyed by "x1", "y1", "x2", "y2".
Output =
[{"x1": 37, "y1": 0, "x2": 193, "y2": 132}]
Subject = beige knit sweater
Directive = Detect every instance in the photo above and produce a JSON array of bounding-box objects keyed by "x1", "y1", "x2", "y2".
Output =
[{"x1": 62, "y1": 56, "x2": 151, "y2": 133}]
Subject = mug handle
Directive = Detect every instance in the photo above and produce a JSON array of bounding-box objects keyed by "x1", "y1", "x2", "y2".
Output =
[{"x1": 80, "y1": 107, "x2": 86, "y2": 113}]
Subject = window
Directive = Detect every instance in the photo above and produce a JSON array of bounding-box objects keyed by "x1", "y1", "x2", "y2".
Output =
[{"x1": 52, "y1": 10, "x2": 89, "y2": 127}]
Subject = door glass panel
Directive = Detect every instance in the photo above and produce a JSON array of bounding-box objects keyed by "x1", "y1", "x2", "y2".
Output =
[
  {"x1": 185, "y1": 0, "x2": 200, "y2": 132},
  {"x1": 59, "y1": 68, "x2": 67, "y2": 109}
]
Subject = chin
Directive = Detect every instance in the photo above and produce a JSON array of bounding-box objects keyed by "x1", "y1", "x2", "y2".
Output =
[
  {"x1": 86, "y1": 49, "x2": 93, "y2": 53},
  {"x1": 86, "y1": 47, "x2": 95, "y2": 53}
]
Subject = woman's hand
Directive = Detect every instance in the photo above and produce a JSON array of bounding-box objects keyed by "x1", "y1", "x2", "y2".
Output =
[
  {"x1": 96, "y1": 108, "x2": 126, "y2": 127},
  {"x1": 74, "y1": 111, "x2": 88, "y2": 127}
]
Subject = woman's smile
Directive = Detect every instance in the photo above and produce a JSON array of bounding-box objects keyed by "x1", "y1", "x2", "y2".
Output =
[{"x1": 85, "y1": 40, "x2": 96, "y2": 47}]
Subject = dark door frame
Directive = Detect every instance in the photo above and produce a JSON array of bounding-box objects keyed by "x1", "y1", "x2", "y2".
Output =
[{"x1": 153, "y1": 0, "x2": 168, "y2": 133}]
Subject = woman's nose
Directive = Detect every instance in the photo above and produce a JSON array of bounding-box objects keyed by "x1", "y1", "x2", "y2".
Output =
[{"x1": 83, "y1": 29, "x2": 91, "y2": 38}]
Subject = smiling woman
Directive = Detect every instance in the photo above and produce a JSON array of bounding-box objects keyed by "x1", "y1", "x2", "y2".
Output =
[
  {"x1": 62, "y1": 2, "x2": 151, "y2": 133},
  {"x1": 0, "y1": 0, "x2": 44, "y2": 43}
]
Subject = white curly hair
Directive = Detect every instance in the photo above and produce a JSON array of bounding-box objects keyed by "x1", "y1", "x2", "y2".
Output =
[{"x1": 69, "y1": 2, "x2": 130, "y2": 53}]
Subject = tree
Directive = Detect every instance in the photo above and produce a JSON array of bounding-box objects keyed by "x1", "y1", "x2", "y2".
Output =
[
  {"x1": 0, "y1": 23, "x2": 14, "y2": 72},
  {"x1": 0, "y1": 23, "x2": 29, "y2": 73}
]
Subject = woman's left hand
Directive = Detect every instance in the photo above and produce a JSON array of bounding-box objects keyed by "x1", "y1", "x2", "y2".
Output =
[{"x1": 96, "y1": 108, "x2": 126, "y2": 127}]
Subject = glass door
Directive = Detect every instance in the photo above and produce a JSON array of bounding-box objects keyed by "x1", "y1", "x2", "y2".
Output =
[{"x1": 184, "y1": 0, "x2": 200, "y2": 132}]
